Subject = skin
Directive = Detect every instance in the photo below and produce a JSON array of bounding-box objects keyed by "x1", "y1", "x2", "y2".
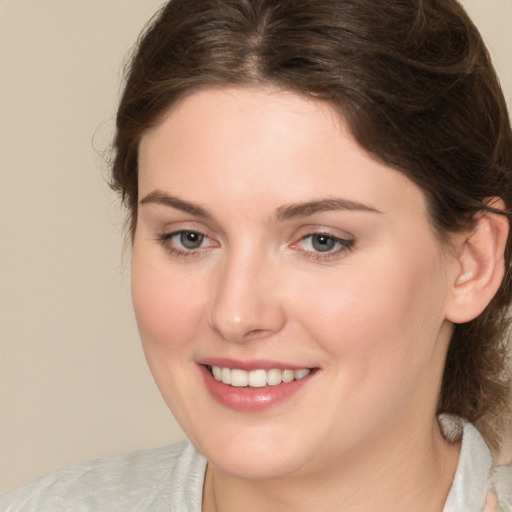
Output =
[{"x1": 132, "y1": 86, "x2": 466, "y2": 511}]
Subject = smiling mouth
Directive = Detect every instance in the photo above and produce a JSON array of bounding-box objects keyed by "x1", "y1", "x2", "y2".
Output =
[{"x1": 208, "y1": 366, "x2": 312, "y2": 388}]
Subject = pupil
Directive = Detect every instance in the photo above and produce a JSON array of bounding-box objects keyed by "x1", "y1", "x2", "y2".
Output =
[
  {"x1": 180, "y1": 231, "x2": 203, "y2": 249},
  {"x1": 312, "y1": 235, "x2": 335, "y2": 252}
]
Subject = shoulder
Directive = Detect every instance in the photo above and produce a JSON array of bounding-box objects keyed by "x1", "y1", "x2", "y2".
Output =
[
  {"x1": 489, "y1": 461, "x2": 512, "y2": 511},
  {"x1": 0, "y1": 439, "x2": 206, "y2": 512},
  {"x1": 442, "y1": 420, "x2": 511, "y2": 512}
]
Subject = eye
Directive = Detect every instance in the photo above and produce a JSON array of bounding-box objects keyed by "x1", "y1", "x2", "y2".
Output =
[
  {"x1": 158, "y1": 229, "x2": 216, "y2": 255},
  {"x1": 176, "y1": 231, "x2": 205, "y2": 249},
  {"x1": 295, "y1": 232, "x2": 354, "y2": 257}
]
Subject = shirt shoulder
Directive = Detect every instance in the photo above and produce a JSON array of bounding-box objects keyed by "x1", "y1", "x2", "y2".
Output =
[
  {"x1": 0, "y1": 439, "x2": 206, "y2": 512},
  {"x1": 489, "y1": 461, "x2": 512, "y2": 511},
  {"x1": 443, "y1": 420, "x2": 512, "y2": 512}
]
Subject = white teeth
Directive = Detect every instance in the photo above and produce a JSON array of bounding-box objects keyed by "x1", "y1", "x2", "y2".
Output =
[
  {"x1": 294, "y1": 369, "x2": 310, "y2": 380},
  {"x1": 212, "y1": 366, "x2": 222, "y2": 381},
  {"x1": 266, "y1": 368, "x2": 282, "y2": 386},
  {"x1": 248, "y1": 369, "x2": 267, "y2": 388},
  {"x1": 230, "y1": 369, "x2": 248, "y2": 387},
  {"x1": 221, "y1": 367, "x2": 231, "y2": 385},
  {"x1": 282, "y1": 369, "x2": 295, "y2": 383},
  {"x1": 210, "y1": 366, "x2": 311, "y2": 387}
]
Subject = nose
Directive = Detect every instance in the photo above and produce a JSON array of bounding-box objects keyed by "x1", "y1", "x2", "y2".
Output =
[{"x1": 207, "y1": 249, "x2": 286, "y2": 343}]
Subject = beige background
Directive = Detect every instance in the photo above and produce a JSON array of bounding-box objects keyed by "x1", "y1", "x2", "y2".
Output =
[{"x1": 1, "y1": 0, "x2": 511, "y2": 494}]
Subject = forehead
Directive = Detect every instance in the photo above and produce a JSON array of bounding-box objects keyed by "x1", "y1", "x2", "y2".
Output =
[
  {"x1": 139, "y1": 85, "x2": 343, "y2": 175},
  {"x1": 137, "y1": 86, "x2": 430, "y2": 227}
]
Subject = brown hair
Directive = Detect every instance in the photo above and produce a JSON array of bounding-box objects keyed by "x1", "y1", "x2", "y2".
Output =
[{"x1": 111, "y1": 0, "x2": 512, "y2": 450}]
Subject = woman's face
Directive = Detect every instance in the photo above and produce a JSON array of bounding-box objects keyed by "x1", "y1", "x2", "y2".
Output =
[{"x1": 132, "y1": 86, "x2": 457, "y2": 479}]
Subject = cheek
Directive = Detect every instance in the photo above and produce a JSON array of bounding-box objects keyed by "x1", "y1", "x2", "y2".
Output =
[
  {"x1": 295, "y1": 248, "x2": 449, "y2": 373},
  {"x1": 292, "y1": 254, "x2": 450, "y2": 440},
  {"x1": 131, "y1": 252, "x2": 207, "y2": 353}
]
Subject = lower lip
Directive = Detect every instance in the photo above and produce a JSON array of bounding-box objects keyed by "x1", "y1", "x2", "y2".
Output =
[{"x1": 199, "y1": 365, "x2": 314, "y2": 412}]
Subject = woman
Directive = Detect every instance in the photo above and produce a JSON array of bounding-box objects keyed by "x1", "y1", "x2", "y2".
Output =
[{"x1": 2, "y1": 0, "x2": 511, "y2": 510}]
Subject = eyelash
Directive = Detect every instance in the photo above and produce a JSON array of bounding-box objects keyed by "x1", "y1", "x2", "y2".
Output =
[
  {"x1": 156, "y1": 230, "x2": 355, "y2": 260},
  {"x1": 157, "y1": 229, "x2": 214, "y2": 258},
  {"x1": 294, "y1": 232, "x2": 355, "y2": 260}
]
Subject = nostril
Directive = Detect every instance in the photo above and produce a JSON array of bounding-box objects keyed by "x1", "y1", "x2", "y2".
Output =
[
  {"x1": 207, "y1": 281, "x2": 287, "y2": 342},
  {"x1": 244, "y1": 328, "x2": 273, "y2": 340}
]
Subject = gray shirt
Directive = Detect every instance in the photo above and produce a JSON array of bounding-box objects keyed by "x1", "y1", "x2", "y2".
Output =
[{"x1": 1, "y1": 423, "x2": 510, "y2": 511}]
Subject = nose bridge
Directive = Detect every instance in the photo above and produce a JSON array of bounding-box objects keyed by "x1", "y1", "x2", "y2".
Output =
[{"x1": 208, "y1": 243, "x2": 285, "y2": 342}]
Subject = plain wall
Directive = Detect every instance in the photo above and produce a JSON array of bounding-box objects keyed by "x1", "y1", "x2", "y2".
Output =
[{"x1": 1, "y1": 0, "x2": 511, "y2": 493}]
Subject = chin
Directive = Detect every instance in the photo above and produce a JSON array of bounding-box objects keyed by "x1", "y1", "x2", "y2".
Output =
[
  {"x1": 208, "y1": 448, "x2": 307, "y2": 481},
  {"x1": 191, "y1": 424, "x2": 313, "y2": 480}
]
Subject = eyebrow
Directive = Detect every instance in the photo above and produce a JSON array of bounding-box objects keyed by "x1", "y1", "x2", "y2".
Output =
[
  {"x1": 276, "y1": 198, "x2": 381, "y2": 220},
  {"x1": 140, "y1": 190, "x2": 212, "y2": 218},
  {"x1": 139, "y1": 190, "x2": 380, "y2": 220}
]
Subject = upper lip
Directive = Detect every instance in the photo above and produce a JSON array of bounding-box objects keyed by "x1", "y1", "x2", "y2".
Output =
[{"x1": 198, "y1": 357, "x2": 314, "y2": 372}]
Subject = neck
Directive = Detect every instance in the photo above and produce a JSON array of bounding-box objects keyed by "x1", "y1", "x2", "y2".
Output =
[{"x1": 202, "y1": 418, "x2": 461, "y2": 512}]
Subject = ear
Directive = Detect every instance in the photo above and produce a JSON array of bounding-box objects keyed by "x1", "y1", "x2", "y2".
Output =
[{"x1": 445, "y1": 198, "x2": 509, "y2": 324}]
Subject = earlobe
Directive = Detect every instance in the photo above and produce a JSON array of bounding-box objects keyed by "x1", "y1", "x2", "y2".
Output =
[{"x1": 446, "y1": 199, "x2": 509, "y2": 324}]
